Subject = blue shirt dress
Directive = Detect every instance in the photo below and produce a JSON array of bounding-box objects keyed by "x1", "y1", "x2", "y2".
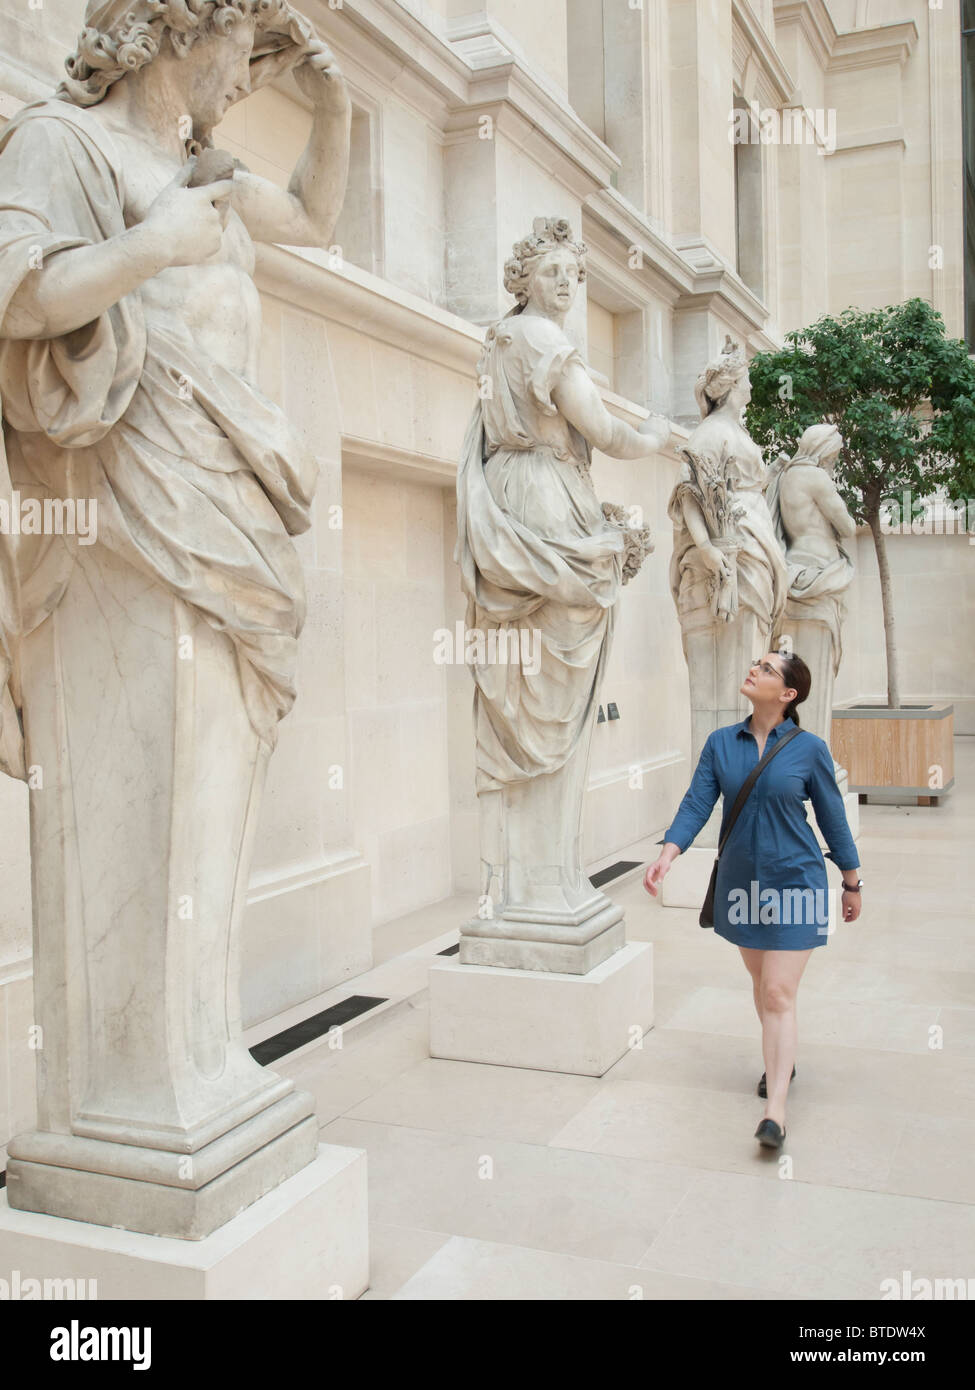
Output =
[{"x1": 664, "y1": 717, "x2": 860, "y2": 949}]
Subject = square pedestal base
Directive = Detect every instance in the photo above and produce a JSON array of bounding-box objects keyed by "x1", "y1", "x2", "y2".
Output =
[
  {"x1": 0, "y1": 1144, "x2": 369, "y2": 1300},
  {"x1": 428, "y1": 940, "x2": 653, "y2": 1076}
]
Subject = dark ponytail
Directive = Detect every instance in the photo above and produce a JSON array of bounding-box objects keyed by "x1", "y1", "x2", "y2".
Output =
[{"x1": 776, "y1": 650, "x2": 811, "y2": 727}]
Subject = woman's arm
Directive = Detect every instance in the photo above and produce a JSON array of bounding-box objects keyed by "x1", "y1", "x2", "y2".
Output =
[
  {"x1": 552, "y1": 359, "x2": 671, "y2": 459},
  {"x1": 644, "y1": 735, "x2": 721, "y2": 895},
  {"x1": 666, "y1": 734, "x2": 722, "y2": 850},
  {"x1": 807, "y1": 739, "x2": 860, "y2": 881}
]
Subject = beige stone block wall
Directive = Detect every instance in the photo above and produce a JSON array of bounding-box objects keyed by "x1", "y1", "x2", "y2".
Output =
[{"x1": 834, "y1": 531, "x2": 975, "y2": 735}]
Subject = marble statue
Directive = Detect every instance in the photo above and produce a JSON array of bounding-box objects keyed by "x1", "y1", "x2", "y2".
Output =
[
  {"x1": 0, "y1": 0, "x2": 350, "y2": 1238},
  {"x1": 766, "y1": 423, "x2": 856, "y2": 748},
  {"x1": 455, "y1": 217, "x2": 670, "y2": 974},
  {"x1": 667, "y1": 336, "x2": 788, "y2": 811}
]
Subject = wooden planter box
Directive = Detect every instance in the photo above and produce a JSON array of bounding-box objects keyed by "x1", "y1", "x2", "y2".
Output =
[{"x1": 830, "y1": 702, "x2": 954, "y2": 804}]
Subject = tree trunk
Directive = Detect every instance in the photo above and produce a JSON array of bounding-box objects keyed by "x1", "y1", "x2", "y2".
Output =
[{"x1": 867, "y1": 505, "x2": 900, "y2": 709}]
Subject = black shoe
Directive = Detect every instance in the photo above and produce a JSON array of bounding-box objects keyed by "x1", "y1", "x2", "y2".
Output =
[
  {"x1": 755, "y1": 1118, "x2": 786, "y2": 1149},
  {"x1": 757, "y1": 1064, "x2": 796, "y2": 1099}
]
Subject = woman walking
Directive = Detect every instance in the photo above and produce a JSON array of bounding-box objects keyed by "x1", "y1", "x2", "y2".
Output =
[{"x1": 643, "y1": 651, "x2": 861, "y2": 1149}]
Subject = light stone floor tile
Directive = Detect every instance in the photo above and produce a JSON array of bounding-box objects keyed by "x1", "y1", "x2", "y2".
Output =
[
  {"x1": 932, "y1": 1007, "x2": 975, "y2": 1058},
  {"x1": 319, "y1": 1116, "x2": 698, "y2": 1266},
  {"x1": 880, "y1": 1115, "x2": 975, "y2": 1205},
  {"x1": 604, "y1": 1026, "x2": 975, "y2": 1119},
  {"x1": 824, "y1": 926, "x2": 965, "y2": 971},
  {"x1": 638, "y1": 1169, "x2": 975, "y2": 1299},
  {"x1": 274, "y1": 1001, "x2": 431, "y2": 1124},
  {"x1": 809, "y1": 958, "x2": 975, "y2": 1009},
  {"x1": 345, "y1": 1057, "x2": 601, "y2": 1145},
  {"x1": 388, "y1": 1234, "x2": 800, "y2": 1301},
  {"x1": 357, "y1": 1222, "x2": 452, "y2": 1300},
  {"x1": 548, "y1": 1078, "x2": 907, "y2": 1194},
  {"x1": 663, "y1": 985, "x2": 941, "y2": 1054}
]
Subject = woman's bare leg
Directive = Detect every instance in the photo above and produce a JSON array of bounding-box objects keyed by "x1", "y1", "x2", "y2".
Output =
[
  {"x1": 759, "y1": 948, "x2": 813, "y2": 1128},
  {"x1": 739, "y1": 946, "x2": 765, "y2": 1025}
]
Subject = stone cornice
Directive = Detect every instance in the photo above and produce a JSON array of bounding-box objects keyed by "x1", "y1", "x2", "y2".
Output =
[
  {"x1": 772, "y1": 0, "x2": 837, "y2": 72},
  {"x1": 772, "y1": 2, "x2": 918, "y2": 74},
  {"x1": 829, "y1": 21, "x2": 918, "y2": 73},
  {"x1": 583, "y1": 190, "x2": 696, "y2": 302},
  {"x1": 255, "y1": 242, "x2": 484, "y2": 375},
  {"x1": 321, "y1": 0, "x2": 621, "y2": 194},
  {"x1": 833, "y1": 125, "x2": 907, "y2": 155},
  {"x1": 732, "y1": 0, "x2": 795, "y2": 104}
]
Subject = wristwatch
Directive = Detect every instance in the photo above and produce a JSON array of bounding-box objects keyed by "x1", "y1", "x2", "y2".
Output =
[{"x1": 842, "y1": 878, "x2": 863, "y2": 893}]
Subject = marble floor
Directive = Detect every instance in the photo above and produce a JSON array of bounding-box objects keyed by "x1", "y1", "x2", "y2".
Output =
[{"x1": 261, "y1": 738, "x2": 975, "y2": 1300}]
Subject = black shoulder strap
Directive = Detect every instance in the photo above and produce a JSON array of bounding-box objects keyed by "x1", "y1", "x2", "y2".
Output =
[{"x1": 717, "y1": 724, "x2": 801, "y2": 858}]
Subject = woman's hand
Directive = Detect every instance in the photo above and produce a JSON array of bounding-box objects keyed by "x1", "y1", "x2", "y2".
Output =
[
  {"x1": 642, "y1": 850, "x2": 673, "y2": 895},
  {"x1": 841, "y1": 888, "x2": 861, "y2": 922}
]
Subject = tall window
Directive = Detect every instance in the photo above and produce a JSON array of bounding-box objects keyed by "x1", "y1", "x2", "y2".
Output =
[
  {"x1": 963, "y1": 1, "x2": 975, "y2": 347},
  {"x1": 733, "y1": 95, "x2": 765, "y2": 300}
]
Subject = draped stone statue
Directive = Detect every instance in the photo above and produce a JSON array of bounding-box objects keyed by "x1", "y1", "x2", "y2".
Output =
[
  {"x1": 455, "y1": 217, "x2": 670, "y2": 974},
  {"x1": 0, "y1": 0, "x2": 350, "y2": 1238},
  {"x1": 667, "y1": 337, "x2": 788, "y2": 821},
  {"x1": 766, "y1": 423, "x2": 856, "y2": 749}
]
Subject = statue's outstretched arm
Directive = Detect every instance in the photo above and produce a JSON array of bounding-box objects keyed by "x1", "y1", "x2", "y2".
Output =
[{"x1": 552, "y1": 359, "x2": 671, "y2": 460}]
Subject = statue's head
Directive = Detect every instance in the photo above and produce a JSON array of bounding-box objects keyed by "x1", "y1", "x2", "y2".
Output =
[
  {"x1": 59, "y1": 0, "x2": 312, "y2": 129},
  {"x1": 695, "y1": 336, "x2": 750, "y2": 417},
  {"x1": 503, "y1": 218, "x2": 587, "y2": 318},
  {"x1": 793, "y1": 423, "x2": 843, "y2": 471}
]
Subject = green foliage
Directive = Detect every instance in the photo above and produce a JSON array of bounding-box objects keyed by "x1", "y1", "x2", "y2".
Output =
[{"x1": 745, "y1": 299, "x2": 975, "y2": 525}]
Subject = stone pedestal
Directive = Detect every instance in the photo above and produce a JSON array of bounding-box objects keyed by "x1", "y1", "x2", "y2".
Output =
[
  {"x1": 776, "y1": 615, "x2": 849, "y2": 786},
  {"x1": 428, "y1": 941, "x2": 653, "y2": 1076},
  {"x1": 8, "y1": 543, "x2": 320, "y2": 1239},
  {"x1": 683, "y1": 612, "x2": 767, "y2": 846},
  {"x1": 0, "y1": 1144, "x2": 369, "y2": 1300},
  {"x1": 462, "y1": 703, "x2": 624, "y2": 974}
]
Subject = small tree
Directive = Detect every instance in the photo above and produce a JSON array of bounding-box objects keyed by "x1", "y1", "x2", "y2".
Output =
[{"x1": 746, "y1": 298, "x2": 975, "y2": 708}]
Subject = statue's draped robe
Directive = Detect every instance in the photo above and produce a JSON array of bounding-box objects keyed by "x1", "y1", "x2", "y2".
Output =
[
  {"x1": 455, "y1": 310, "x2": 623, "y2": 793},
  {"x1": 667, "y1": 437, "x2": 787, "y2": 642},
  {"x1": 765, "y1": 457, "x2": 855, "y2": 675},
  {"x1": 0, "y1": 100, "x2": 317, "y2": 780}
]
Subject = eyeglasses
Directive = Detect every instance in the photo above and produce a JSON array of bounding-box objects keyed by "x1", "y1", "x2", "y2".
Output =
[{"x1": 750, "y1": 659, "x2": 786, "y2": 681}]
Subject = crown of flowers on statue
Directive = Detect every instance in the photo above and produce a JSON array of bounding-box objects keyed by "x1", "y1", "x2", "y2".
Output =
[
  {"x1": 502, "y1": 217, "x2": 588, "y2": 304},
  {"x1": 58, "y1": 0, "x2": 311, "y2": 107},
  {"x1": 694, "y1": 335, "x2": 749, "y2": 417}
]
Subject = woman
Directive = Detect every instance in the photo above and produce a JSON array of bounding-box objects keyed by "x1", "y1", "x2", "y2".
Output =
[
  {"x1": 455, "y1": 216, "x2": 670, "y2": 960},
  {"x1": 643, "y1": 650, "x2": 862, "y2": 1149}
]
